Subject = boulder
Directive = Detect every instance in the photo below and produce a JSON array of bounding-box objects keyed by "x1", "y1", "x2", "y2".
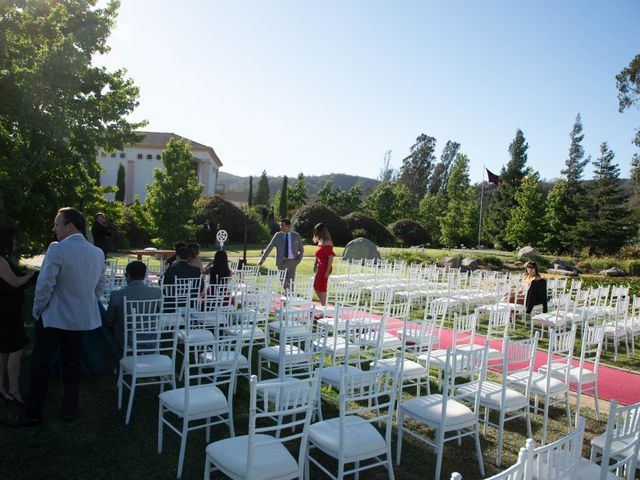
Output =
[
  {"x1": 547, "y1": 268, "x2": 579, "y2": 277},
  {"x1": 342, "y1": 237, "x2": 380, "y2": 262},
  {"x1": 461, "y1": 257, "x2": 479, "y2": 270},
  {"x1": 552, "y1": 259, "x2": 578, "y2": 272},
  {"x1": 438, "y1": 256, "x2": 461, "y2": 269},
  {"x1": 517, "y1": 246, "x2": 536, "y2": 259},
  {"x1": 599, "y1": 267, "x2": 625, "y2": 277}
]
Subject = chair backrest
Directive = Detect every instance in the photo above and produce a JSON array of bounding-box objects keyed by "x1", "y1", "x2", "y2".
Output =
[
  {"x1": 248, "y1": 373, "x2": 319, "y2": 478},
  {"x1": 442, "y1": 344, "x2": 489, "y2": 422},
  {"x1": 129, "y1": 309, "x2": 180, "y2": 365},
  {"x1": 338, "y1": 361, "x2": 400, "y2": 450},
  {"x1": 595, "y1": 399, "x2": 640, "y2": 480},
  {"x1": 184, "y1": 334, "x2": 240, "y2": 412},
  {"x1": 486, "y1": 309, "x2": 511, "y2": 344},
  {"x1": 162, "y1": 276, "x2": 201, "y2": 313},
  {"x1": 450, "y1": 313, "x2": 477, "y2": 350},
  {"x1": 604, "y1": 399, "x2": 640, "y2": 451},
  {"x1": 579, "y1": 324, "x2": 605, "y2": 375},
  {"x1": 544, "y1": 326, "x2": 577, "y2": 385},
  {"x1": 122, "y1": 297, "x2": 163, "y2": 355},
  {"x1": 425, "y1": 297, "x2": 449, "y2": 332},
  {"x1": 504, "y1": 333, "x2": 539, "y2": 399},
  {"x1": 526, "y1": 417, "x2": 585, "y2": 480}
]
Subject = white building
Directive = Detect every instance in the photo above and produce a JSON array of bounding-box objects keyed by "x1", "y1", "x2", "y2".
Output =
[{"x1": 98, "y1": 131, "x2": 222, "y2": 203}]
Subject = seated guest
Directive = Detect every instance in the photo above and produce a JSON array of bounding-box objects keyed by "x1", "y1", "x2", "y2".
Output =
[
  {"x1": 165, "y1": 241, "x2": 186, "y2": 267},
  {"x1": 104, "y1": 261, "x2": 161, "y2": 355},
  {"x1": 187, "y1": 242, "x2": 204, "y2": 272},
  {"x1": 208, "y1": 249, "x2": 232, "y2": 285},
  {"x1": 162, "y1": 246, "x2": 201, "y2": 285}
]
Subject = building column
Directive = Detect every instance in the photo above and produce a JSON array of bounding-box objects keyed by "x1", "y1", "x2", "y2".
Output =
[{"x1": 202, "y1": 162, "x2": 210, "y2": 195}]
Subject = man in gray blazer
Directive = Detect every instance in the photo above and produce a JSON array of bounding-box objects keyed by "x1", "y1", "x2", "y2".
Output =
[
  {"x1": 12, "y1": 208, "x2": 105, "y2": 426},
  {"x1": 105, "y1": 260, "x2": 162, "y2": 356},
  {"x1": 257, "y1": 218, "x2": 304, "y2": 289}
]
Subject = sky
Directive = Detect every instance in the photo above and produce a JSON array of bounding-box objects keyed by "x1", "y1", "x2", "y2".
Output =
[{"x1": 97, "y1": 1, "x2": 640, "y2": 183}]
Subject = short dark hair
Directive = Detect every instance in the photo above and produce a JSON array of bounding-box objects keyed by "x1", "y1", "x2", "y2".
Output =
[
  {"x1": 174, "y1": 241, "x2": 186, "y2": 251},
  {"x1": 0, "y1": 224, "x2": 17, "y2": 256},
  {"x1": 280, "y1": 218, "x2": 291, "y2": 226},
  {"x1": 187, "y1": 242, "x2": 200, "y2": 257},
  {"x1": 58, "y1": 207, "x2": 86, "y2": 235},
  {"x1": 176, "y1": 246, "x2": 190, "y2": 260},
  {"x1": 125, "y1": 261, "x2": 147, "y2": 280}
]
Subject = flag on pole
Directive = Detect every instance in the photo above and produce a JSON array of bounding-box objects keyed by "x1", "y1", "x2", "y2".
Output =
[{"x1": 486, "y1": 168, "x2": 501, "y2": 185}]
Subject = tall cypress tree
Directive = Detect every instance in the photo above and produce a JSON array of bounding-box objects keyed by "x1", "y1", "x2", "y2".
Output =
[
  {"x1": 248, "y1": 176, "x2": 253, "y2": 207},
  {"x1": 575, "y1": 142, "x2": 635, "y2": 255},
  {"x1": 483, "y1": 129, "x2": 528, "y2": 248},
  {"x1": 254, "y1": 170, "x2": 270, "y2": 205},
  {"x1": 440, "y1": 153, "x2": 477, "y2": 247},
  {"x1": 115, "y1": 163, "x2": 126, "y2": 202},
  {"x1": 279, "y1": 176, "x2": 288, "y2": 219}
]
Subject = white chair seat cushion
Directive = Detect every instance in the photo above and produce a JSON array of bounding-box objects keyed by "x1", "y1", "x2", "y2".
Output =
[
  {"x1": 267, "y1": 321, "x2": 307, "y2": 334},
  {"x1": 456, "y1": 344, "x2": 501, "y2": 362},
  {"x1": 374, "y1": 358, "x2": 428, "y2": 378},
  {"x1": 577, "y1": 457, "x2": 619, "y2": 480},
  {"x1": 527, "y1": 373, "x2": 569, "y2": 395},
  {"x1": 531, "y1": 312, "x2": 567, "y2": 326},
  {"x1": 380, "y1": 332, "x2": 402, "y2": 349},
  {"x1": 423, "y1": 349, "x2": 467, "y2": 368},
  {"x1": 317, "y1": 336, "x2": 360, "y2": 356},
  {"x1": 178, "y1": 328, "x2": 214, "y2": 343},
  {"x1": 400, "y1": 394, "x2": 475, "y2": 430},
  {"x1": 538, "y1": 363, "x2": 597, "y2": 384},
  {"x1": 320, "y1": 365, "x2": 363, "y2": 387},
  {"x1": 474, "y1": 381, "x2": 528, "y2": 410},
  {"x1": 221, "y1": 325, "x2": 259, "y2": 340},
  {"x1": 316, "y1": 316, "x2": 347, "y2": 331},
  {"x1": 206, "y1": 434, "x2": 298, "y2": 480},
  {"x1": 159, "y1": 384, "x2": 228, "y2": 416},
  {"x1": 202, "y1": 350, "x2": 249, "y2": 369},
  {"x1": 120, "y1": 354, "x2": 172, "y2": 375},
  {"x1": 308, "y1": 415, "x2": 386, "y2": 459},
  {"x1": 259, "y1": 345, "x2": 306, "y2": 363}
]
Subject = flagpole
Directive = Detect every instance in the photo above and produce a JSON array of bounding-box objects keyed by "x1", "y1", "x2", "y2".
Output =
[{"x1": 478, "y1": 165, "x2": 485, "y2": 249}]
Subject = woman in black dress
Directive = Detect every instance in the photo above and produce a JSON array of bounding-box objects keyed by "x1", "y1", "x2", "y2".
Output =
[{"x1": 0, "y1": 225, "x2": 37, "y2": 404}]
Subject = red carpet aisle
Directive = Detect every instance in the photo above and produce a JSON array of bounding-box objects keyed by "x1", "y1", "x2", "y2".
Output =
[{"x1": 385, "y1": 318, "x2": 640, "y2": 406}]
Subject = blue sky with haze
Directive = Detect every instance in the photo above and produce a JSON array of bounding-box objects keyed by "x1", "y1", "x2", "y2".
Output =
[{"x1": 98, "y1": 1, "x2": 639, "y2": 183}]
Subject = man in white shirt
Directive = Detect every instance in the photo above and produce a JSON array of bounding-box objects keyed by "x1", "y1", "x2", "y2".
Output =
[
  {"x1": 257, "y1": 218, "x2": 304, "y2": 289},
  {"x1": 8, "y1": 207, "x2": 105, "y2": 426}
]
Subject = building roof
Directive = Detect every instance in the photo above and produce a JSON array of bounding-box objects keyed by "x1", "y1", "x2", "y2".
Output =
[{"x1": 128, "y1": 131, "x2": 223, "y2": 167}]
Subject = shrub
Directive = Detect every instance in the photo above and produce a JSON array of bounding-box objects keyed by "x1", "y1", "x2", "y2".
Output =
[
  {"x1": 342, "y1": 212, "x2": 394, "y2": 246},
  {"x1": 618, "y1": 243, "x2": 640, "y2": 259},
  {"x1": 387, "y1": 219, "x2": 430, "y2": 247},
  {"x1": 385, "y1": 249, "x2": 438, "y2": 265},
  {"x1": 291, "y1": 204, "x2": 351, "y2": 246},
  {"x1": 193, "y1": 195, "x2": 269, "y2": 245},
  {"x1": 477, "y1": 254, "x2": 504, "y2": 269}
]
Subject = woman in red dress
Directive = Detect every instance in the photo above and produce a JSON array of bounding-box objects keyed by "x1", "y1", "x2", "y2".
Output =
[{"x1": 312, "y1": 223, "x2": 335, "y2": 306}]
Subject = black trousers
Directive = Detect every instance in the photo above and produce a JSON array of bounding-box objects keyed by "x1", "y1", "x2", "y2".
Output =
[{"x1": 25, "y1": 319, "x2": 83, "y2": 419}]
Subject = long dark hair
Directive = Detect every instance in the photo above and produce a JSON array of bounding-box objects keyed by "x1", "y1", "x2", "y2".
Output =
[
  {"x1": 209, "y1": 250, "x2": 231, "y2": 284},
  {"x1": 0, "y1": 224, "x2": 17, "y2": 256}
]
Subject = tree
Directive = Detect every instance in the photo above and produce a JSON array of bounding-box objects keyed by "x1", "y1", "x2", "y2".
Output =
[
  {"x1": 616, "y1": 54, "x2": 640, "y2": 195},
  {"x1": 398, "y1": 134, "x2": 437, "y2": 198},
  {"x1": 315, "y1": 180, "x2": 362, "y2": 216},
  {"x1": 248, "y1": 176, "x2": 253, "y2": 207},
  {"x1": 504, "y1": 170, "x2": 546, "y2": 249},
  {"x1": 287, "y1": 173, "x2": 308, "y2": 212},
  {"x1": 364, "y1": 182, "x2": 418, "y2": 226},
  {"x1": 145, "y1": 138, "x2": 203, "y2": 247},
  {"x1": 543, "y1": 180, "x2": 573, "y2": 254},
  {"x1": 562, "y1": 114, "x2": 590, "y2": 209},
  {"x1": 429, "y1": 140, "x2": 460, "y2": 196},
  {"x1": 0, "y1": 0, "x2": 144, "y2": 250},
  {"x1": 279, "y1": 176, "x2": 288, "y2": 219},
  {"x1": 379, "y1": 150, "x2": 394, "y2": 183},
  {"x1": 417, "y1": 193, "x2": 446, "y2": 245},
  {"x1": 483, "y1": 129, "x2": 529, "y2": 248},
  {"x1": 115, "y1": 163, "x2": 126, "y2": 202},
  {"x1": 317, "y1": 180, "x2": 334, "y2": 206},
  {"x1": 439, "y1": 154, "x2": 478, "y2": 248},
  {"x1": 575, "y1": 143, "x2": 635, "y2": 255},
  {"x1": 254, "y1": 170, "x2": 270, "y2": 205}
]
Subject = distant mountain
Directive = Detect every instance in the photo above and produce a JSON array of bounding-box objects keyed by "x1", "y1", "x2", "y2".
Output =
[{"x1": 217, "y1": 171, "x2": 380, "y2": 199}]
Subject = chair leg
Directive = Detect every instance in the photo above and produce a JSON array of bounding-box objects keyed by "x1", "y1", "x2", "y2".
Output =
[
  {"x1": 203, "y1": 453, "x2": 211, "y2": 480},
  {"x1": 125, "y1": 376, "x2": 136, "y2": 425},
  {"x1": 564, "y1": 393, "x2": 572, "y2": 432},
  {"x1": 593, "y1": 382, "x2": 600, "y2": 421},
  {"x1": 386, "y1": 447, "x2": 395, "y2": 480},
  {"x1": 541, "y1": 398, "x2": 550, "y2": 445},
  {"x1": 474, "y1": 426, "x2": 485, "y2": 477},
  {"x1": 117, "y1": 368, "x2": 123, "y2": 409},
  {"x1": 525, "y1": 407, "x2": 533, "y2": 438},
  {"x1": 496, "y1": 410, "x2": 505, "y2": 466},
  {"x1": 434, "y1": 428, "x2": 445, "y2": 480},
  {"x1": 177, "y1": 419, "x2": 189, "y2": 478},
  {"x1": 396, "y1": 410, "x2": 404, "y2": 465},
  {"x1": 158, "y1": 403, "x2": 164, "y2": 454}
]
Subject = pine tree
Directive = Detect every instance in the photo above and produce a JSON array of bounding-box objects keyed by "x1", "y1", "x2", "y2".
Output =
[
  {"x1": 399, "y1": 134, "x2": 437, "y2": 198},
  {"x1": 254, "y1": 170, "x2": 270, "y2": 205},
  {"x1": 279, "y1": 176, "x2": 288, "y2": 219},
  {"x1": 483, "y1": 129, "x2": 528, "y2": 248},
  {"x1": 440, "y1": 154, "x2": 477, "y2": 247},
  {"x1": 115, "y1": 163, "x2": 126, "y2": 202},
  {"x1": 576, "y1": 143, "x2": 635, "y2": 255},
  {"x1": 288, "y1": 173, "x2": 308, "y2": 213},
  {"x1": 504, "y1": 171, "x2": 546, "y2": 249},
  {"x1": 145, "y1": 138, "x2": 203, "y2": 247},
  {"x1": 429, "y1": 140, "x2": 460, "y2": 196},
  {"x1": 543, "y1": 180, "x2": 573, "y2": 254}
]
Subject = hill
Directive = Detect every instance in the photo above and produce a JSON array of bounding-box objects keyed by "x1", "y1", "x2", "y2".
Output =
[{"x1": 217, "y1": 171, "x2": 380, "y2": 199}]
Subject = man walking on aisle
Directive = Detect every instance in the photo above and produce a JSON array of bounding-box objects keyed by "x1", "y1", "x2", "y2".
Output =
[{"x1": 257, "y1": 218, "x2": 304, "y2": 289}]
